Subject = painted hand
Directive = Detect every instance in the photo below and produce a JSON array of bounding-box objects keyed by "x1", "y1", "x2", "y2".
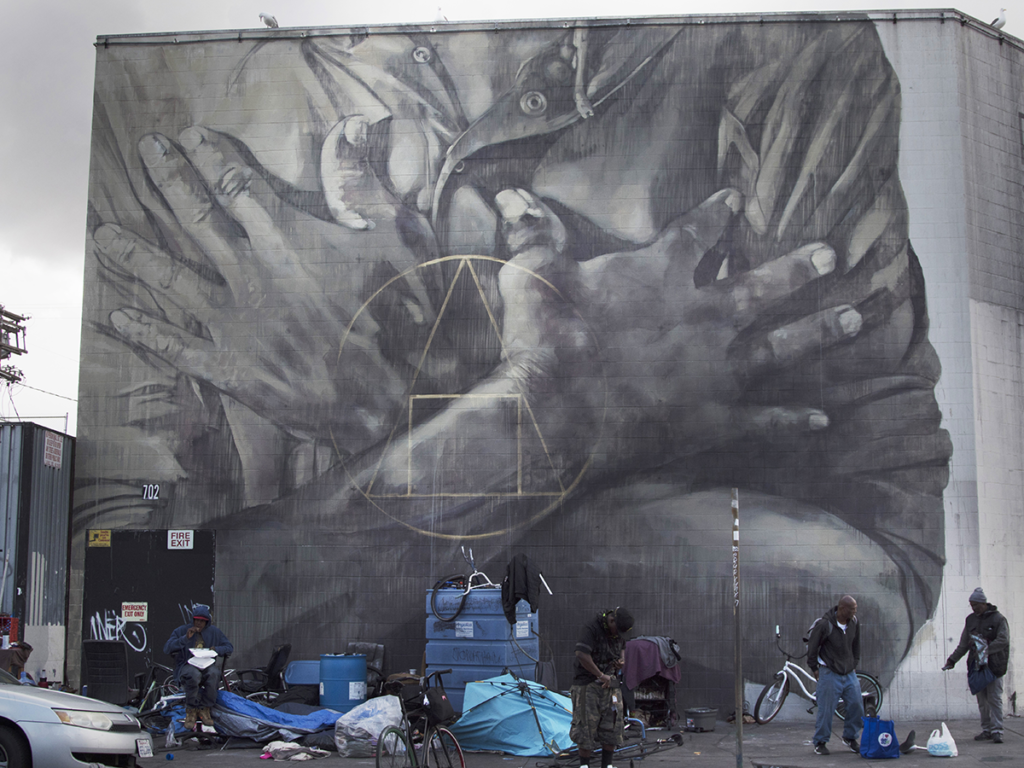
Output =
[
  {"x1": 494, "y1": 187, "x2": 860, "y2": 464},
  {"x1": 356, "y1": 186, "x2": 865, "y2": 496},
  {"x1": 97, "y1": 126, "x2": 440, "y2": 449}
]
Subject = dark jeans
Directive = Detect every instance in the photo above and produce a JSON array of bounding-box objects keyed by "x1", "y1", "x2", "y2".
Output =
[{"x1": 178, "y1": 658, "x2": 222, "y2": 707}]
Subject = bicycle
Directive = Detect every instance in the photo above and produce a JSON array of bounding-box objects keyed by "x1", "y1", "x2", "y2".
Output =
[
  {"x1": 134, "y1": 661, "x2": 180, "y2": 714},
  {"x1": 377, "y1": 669, "x2": 465, "y2": 768},
  {"x1": 754, "y1": 625, "x2": 882, "y2": 724},
  {"x1": 430, "y1": 547, "x2": 502, "y2": 622}
]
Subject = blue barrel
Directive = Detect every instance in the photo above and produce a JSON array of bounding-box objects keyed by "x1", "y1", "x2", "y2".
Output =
[{"x1": 319, "y1": 654, "x2": 367, "y2": 712}]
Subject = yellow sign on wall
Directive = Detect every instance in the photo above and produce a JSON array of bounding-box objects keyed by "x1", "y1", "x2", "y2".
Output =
[{"x1": 87, "y1": 530, "x2": 111, "y2": 547}]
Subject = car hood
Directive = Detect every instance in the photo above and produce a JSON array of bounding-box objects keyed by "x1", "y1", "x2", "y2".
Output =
[{"x1": 0, "y1": 683, "x2": 132, "y2": 713}]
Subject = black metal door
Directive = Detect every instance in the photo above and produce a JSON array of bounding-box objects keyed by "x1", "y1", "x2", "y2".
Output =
[{"x1": 82, "y1": 530, "x2": 215, "y2": 687}]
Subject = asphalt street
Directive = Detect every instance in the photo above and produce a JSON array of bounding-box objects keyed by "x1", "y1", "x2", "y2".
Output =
[{"x1": 148, "y1": 718, "x2": 1021, "y2": 767}]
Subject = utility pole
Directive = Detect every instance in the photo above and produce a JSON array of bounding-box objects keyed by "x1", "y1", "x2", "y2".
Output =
[
  {"x1": 732, "y1": 487, "x2": 743, "y2": 768},
  {"x1": 0, "y1": 305, "x2": 28, "y2": 384}
]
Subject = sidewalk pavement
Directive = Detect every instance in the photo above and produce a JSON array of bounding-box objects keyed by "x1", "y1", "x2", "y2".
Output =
[{"x1": 151, "y1": 718, "x2": 1021, "y2": 766}]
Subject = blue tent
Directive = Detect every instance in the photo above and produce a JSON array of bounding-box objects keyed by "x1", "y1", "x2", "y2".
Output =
[{"x1": 448, "y1": 674, "x2": 574, "y2": 756}]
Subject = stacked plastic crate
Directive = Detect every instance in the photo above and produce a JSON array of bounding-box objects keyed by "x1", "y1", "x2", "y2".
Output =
[{"x1": 425, "y1": 589, "x2": 539, "y2": 712}]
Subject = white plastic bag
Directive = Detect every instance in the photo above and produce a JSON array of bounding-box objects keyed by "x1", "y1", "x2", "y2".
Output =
[
  {"x1": 927, "y1": 722, "x2": 958, "y2": 757},
  {"x1": 334, "y1": 695, "x2": 403, "y2": 757}
]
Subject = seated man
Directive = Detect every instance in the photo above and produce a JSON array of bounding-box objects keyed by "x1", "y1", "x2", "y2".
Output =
[
  {"x1": 0, "y1": 641, "x2": 33, "y2": 679},
  {"x1": 163, "y1": 604, "x2": 233, "y2": 729}
]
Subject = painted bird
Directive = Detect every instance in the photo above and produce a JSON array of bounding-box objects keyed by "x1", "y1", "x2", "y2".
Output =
[
  {"x1": 991, "y1": 8, "x2": 1006, "y2": 29},
  {"x1": 259, "y1": 13, "x2": 279, "y2": 28}
]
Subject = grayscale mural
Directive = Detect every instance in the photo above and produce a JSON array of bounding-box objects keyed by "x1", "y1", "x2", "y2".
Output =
[{"x1": 78, "y1": 18, "x2": 952, "y2": 703}]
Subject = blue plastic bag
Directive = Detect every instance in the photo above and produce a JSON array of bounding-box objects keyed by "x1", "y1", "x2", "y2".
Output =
[
  {"x1": 968, "y1": 664, "x2": 996, "y2": 695},
  {"x1": 861, "y1": 716, "x2": 900, "y2": 759}
]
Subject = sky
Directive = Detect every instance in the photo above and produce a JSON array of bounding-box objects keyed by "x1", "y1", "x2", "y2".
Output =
[{"x1": 0, "y1": 0, "x2": 1017, "y2": 437}]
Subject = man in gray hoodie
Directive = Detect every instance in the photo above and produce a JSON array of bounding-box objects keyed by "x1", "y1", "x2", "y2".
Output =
[{"x1": 806, "y1": 596, "x2": 862, "y2": 756}]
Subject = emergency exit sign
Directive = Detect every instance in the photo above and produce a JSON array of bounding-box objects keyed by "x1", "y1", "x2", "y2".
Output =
[{"x1": 168, "y1": 530, "x2": 194, "y2": 550}]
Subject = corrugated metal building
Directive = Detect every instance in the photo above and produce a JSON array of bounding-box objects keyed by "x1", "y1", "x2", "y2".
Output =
[{"x1": 0, "y1": 422, "x2": 74, "y2": 684}]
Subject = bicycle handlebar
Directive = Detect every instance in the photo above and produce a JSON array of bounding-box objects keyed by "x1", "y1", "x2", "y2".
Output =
[{"x1": 773, "y1": 627, "x2": 809, "y2": 660}]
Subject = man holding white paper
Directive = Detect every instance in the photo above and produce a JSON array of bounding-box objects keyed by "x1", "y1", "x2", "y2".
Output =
[{"x1": 163, "y1": 604, "x2": 234, "y2": 729}]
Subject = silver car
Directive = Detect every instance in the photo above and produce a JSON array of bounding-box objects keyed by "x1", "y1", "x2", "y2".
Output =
[{"x1": 0, "y1": 668, "x2": 153, "y2": 767}]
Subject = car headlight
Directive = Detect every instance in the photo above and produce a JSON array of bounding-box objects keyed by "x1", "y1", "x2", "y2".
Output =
[{"x1": 53, "y1": 709, "x2": 116, "y2": 730}]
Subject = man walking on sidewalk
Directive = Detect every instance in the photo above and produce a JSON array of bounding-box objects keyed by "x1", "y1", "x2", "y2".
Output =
[
  {"x1": 806, "y1": 595, "x2": 863, "y2": 756},
  {"x1": 943, "y1": 587, "x2": 1009, "y2": 744}
]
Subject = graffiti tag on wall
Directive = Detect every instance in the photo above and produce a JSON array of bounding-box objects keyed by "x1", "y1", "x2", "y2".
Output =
[{"x1": 89, "y1": 609, "x2": 147, "y2": 652}]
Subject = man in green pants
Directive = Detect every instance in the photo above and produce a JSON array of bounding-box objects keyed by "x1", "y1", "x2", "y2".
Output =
[{"x1": 571, "y1": 608, "x2": 633, "y2": 768}]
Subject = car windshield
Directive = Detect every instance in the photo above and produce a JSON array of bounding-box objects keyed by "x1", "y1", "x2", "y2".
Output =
[{"x1": 0, "y1": 668, "x2": 20, "y2": 685}]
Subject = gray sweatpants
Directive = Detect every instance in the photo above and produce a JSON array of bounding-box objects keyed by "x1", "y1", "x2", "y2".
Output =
[{"x1": 977, "y1": 676, "x2": 1004, "y2": 735}]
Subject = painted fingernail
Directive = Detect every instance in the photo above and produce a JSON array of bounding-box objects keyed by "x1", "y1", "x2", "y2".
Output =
[
  {"x1": 342, "y1": 116, "x2": 369, "y2": 147},
  {"x1": 811, "y1": 247, "x2": 836, "y2": 276},
  {"x1": 94, "y1": 224, "x2": 125, "y2": 254},
  {"x1": 495, "y1": 189, "x2": 533, "y2": 220},
  {"x1": 809, "y1": 413, "x2": 830, "y2": 431},
  {"x1": 178, "y1": 126, "x2": 205, "y2": 152},
  {"x1": 138, "y1": 134, "x2": 170, "y2": 167},
  {"x1": 723, "y1": 189, "x2": 743, "y2": 214},
  {"x1": 838, "y1": 307, "x2": 862, "y2": 336},
  {"x1": 110, "y1": 308, "x2": 144, "y2": 331}
]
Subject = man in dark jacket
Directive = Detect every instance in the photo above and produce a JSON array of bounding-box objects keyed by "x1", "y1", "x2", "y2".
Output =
[
  {"x1": 163, "y1": 604, "x2": 233, "y2": 729},
  {"x1": 571, "y1": 608, "x2": 633, "y2": 768},
  {"x1": 943, "y1": 588, "x2": 1009, "y2": 744},
  {"x1": 806, "y1": 596, "x2": 862, "y2": 756}
]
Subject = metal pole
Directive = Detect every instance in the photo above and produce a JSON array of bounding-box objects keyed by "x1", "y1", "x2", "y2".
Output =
[{"x1": 732, "y1": 487, "x2": 742, "y2": 768}]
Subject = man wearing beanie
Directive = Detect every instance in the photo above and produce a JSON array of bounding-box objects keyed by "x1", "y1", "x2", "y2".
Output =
[
  {"x1": 570, "y1": 607, "x2": 634, "y2": 768},
  {"x1": 163, "y1": 604, "x2": 234, "y2": 729},
  {"x1": 806, "y1": 595, "x2": 863, "y2": 756},
  {"x1": 943, "y1": 588, "x2": 1010, "y2": 743}
]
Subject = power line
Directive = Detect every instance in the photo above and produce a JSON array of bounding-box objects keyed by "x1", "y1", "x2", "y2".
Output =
[{"x1": 8, "y1": 382, "x2": 77, "y2": 403}]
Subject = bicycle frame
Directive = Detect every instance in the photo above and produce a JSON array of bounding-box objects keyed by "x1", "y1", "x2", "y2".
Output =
[{"x1": 778, "y1": 660, "x2": 820, "y2": 704}]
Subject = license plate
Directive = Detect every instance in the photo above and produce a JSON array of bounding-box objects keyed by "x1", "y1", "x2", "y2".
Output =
[{"x1": 137, "y1": 738, "x2": 154, "y2": 758}]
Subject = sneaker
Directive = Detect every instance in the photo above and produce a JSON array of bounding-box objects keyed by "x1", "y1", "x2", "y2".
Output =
[
  {"x1": 993, "y1": 733, "x2": 1003, "y2": 744},
  {"x1": 814, "y1": 742, "x2": 830, "y2": 755},
  {"x1": 841, "y1": 737, "x2": 859, "y2": 753},
  {"x1": 975, "y1": 731, "x2": 993, "y2": 741}
]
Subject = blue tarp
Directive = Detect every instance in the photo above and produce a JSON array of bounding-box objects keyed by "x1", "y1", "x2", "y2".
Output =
[
  {"x1": 146, "y1": 690, "x2": 344, "y2": 742},
  {"x1": 215, "y1": 691, "x2": 343, "y2": 731},
  {"x1": 448, "y1": 674, "x2": 574, "y2": 756}
]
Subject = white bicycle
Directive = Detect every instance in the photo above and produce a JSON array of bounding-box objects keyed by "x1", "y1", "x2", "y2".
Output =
[{"x1": 754, "y1": 625, "x2": 883, "y2": 724}]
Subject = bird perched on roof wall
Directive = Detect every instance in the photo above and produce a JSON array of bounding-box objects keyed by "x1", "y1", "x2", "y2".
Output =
[
  {"x1": 434, "y1": 6, "x2": 448, "y2": 22},
  {"x1": 990, "y1": 8, "x2": 1006, "y2": 29},
  {"x1": 259, "y1": 13, "x2": 279, "y2": 28}
]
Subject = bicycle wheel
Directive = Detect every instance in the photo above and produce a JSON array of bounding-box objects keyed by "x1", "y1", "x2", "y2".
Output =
[
  {"x1": 377, "y1": 726, "x2": 411, "y2": 768},
  {"x1": 836, "y1": 673, "x2": 883, "y2": 720},
  {"x1": 430, "y1": 574, "x2": 469, "y2": 621},
  {"x1": 245, "y1": 690, "x2": 280, "y2": 706},
  {"x1": 425, "y1": 726, "x2": 465, "y2": 768},
  {"x1": 754, "y1": 674, "x2": 790, "y2": 724}
]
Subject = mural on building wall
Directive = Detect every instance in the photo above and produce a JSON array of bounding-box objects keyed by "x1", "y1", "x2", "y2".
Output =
[{"x1": 77, "y1": 17, "x2": 952, "y2": 698}]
